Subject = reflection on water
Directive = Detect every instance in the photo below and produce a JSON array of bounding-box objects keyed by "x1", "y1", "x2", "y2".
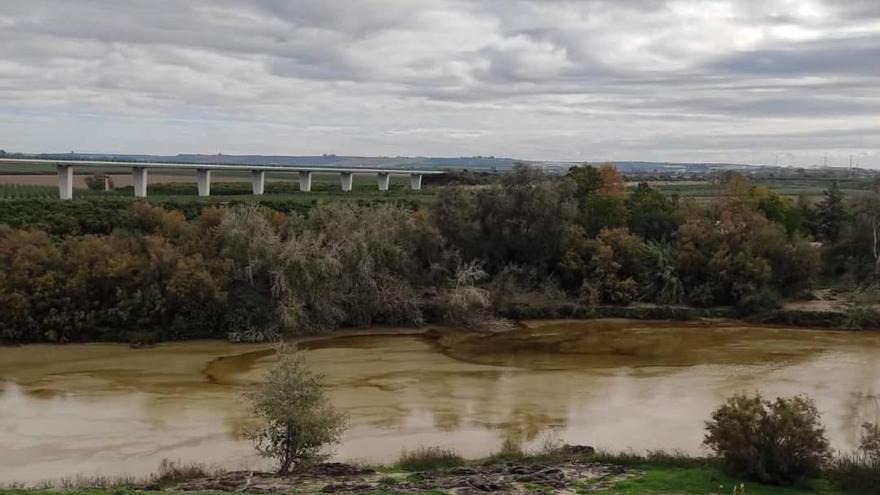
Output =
[{"x1": 1, "y1": 320, "x2": 880, "y2": 483}]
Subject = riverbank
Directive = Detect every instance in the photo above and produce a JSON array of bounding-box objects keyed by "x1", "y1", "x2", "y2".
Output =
[
  {"x1": 496, "y1": 297, "x2": 879, "y2": 332},
  {"x1": 0, "y1": 450, "x2": 850, "y2": 495}
]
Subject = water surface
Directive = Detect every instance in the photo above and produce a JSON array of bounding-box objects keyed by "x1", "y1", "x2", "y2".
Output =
[{"x1": 1, "y1": 320, "x2": 879, "y2": 483}]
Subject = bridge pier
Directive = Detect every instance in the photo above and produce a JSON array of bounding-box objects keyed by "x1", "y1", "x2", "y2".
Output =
[
  {"x1": 299, "y1": 171, "x2": 312, "y2": 192},
  {"x1": 196, "y1": 169, "x2": 211, "y2": 197},
  {"x1": 57, "y1": 164, "x2": 73, "y2": 200},
  {"x1": 410, "y1": 173, "x2": 422, "y2": 190},
  {"x1": 251, "y1": 170, "x2": 266, "y2": 195},
  {"x1": 340, "y1": 172, "x2": 353, "y2": 192},
  {"x1": 133, "y1": 167, "x2": 148, "y2": 197},
  {"x1": 378, "y1": 172, "x2": 390, "y2": 191}
]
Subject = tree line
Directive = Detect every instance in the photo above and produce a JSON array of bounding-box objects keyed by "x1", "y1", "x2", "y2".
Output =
[{"x1": 1, "y1": 164, "x2": 877, "y2": 343}]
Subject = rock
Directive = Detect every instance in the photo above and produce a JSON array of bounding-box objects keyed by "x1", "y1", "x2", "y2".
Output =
[
  {"x1": 320, "y1": 482, "x2": 372, "y2": 492},
  {"x1": 449, "y1": 466, "x2": 478, "y2": 475},
  {"x1": 562, "y1": 444, "x2": 596, "y2": 455},
  {"x1": 310, "y1": 462, "x2": 374, "y2": 477},
  {"x1": 465, "y1": 475, "x2": 508, "y2": 492},
  {"x1": 537, "y1": 467, "x2": 564, "y2": 479},
  {"x1": 508, "y1": 465, "x2": 536, "y2": 475}
]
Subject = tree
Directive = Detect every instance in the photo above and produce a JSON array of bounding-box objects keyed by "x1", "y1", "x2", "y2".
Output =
[
  {"x1": 567, "y1": 164, "x2": 627, "y2": 236},
  {"x1": 245, "y1": 345, "x2": 348, "y2": 474},
  {"x1": 626, "y1": 182, "x2": 679, "y2": 241},
  {"x1": 433, "y1": 164, "x2": 577, "y2": 274},
  {"x1": 816, "y1": 181, "x2": 847, "y2": 243},
  {"x1": 854, "y1": 191, "x2": 880, "y2": 280},
  {"x1": 598, "y1": 164, "x2": 626, "y2": 198},
  {"x1": 825, "y1": 190, "x2": 880, "y2": 280}
]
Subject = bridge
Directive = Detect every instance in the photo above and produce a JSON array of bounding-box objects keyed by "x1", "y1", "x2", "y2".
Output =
[{"x1": 0, "y1": 158, "x2": 445, "y2": 199}]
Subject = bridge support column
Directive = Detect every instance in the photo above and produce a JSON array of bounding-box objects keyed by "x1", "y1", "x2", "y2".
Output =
[
  {"x1": 57, "y1": 164, "x2": 73, "y2": 200},
  {"x1": 133, "y1": 167, "x2": 148, "y2": 198},
  {"x1": 378, "y1": 172, "x2": 390, "y2": 191},
  {"x1": 409, "y1": 173, "x2": 422, "y2": 190},
  {"x1": 299, "y1": 171, "x2": 312, "y2": 192},
  {"x1": 340, "y1": 172, "x2": 353, "y2": 192},
  {"x1": 251, "y1": 170, "x2": 265, "y2": 195},
  {"x1": 196, "y1": 169, "x2": 211, "y2": 197}
]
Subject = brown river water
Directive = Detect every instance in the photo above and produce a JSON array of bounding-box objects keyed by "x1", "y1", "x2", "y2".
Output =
[{"x1": 1, "y1": 319, "x2": 880, "y2": 484}]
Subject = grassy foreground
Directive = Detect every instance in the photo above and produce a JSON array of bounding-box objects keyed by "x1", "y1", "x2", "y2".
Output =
[
  {"x1": 589, "y1": 465, "x2": 841, "y2": 495},
  {"x1": 0, "y1": 464, "x2": 849, "y2": 495}
]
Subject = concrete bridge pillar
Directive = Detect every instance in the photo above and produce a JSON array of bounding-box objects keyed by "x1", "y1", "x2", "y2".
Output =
[
  {"x1": 133, "y1": 167, "x2": 148, "y2": 197},
  {"x1": 196, "y1": 169, "x2": 211, "y2": 197},
  {"x1": 410, "y1": 173, "x2": 422, "y2": 190},
  {"x1": 251, "y1": 170, "x2": 266, "y2": 195},
  {"x1": 299, "y1": 171, "x2": 312, "y2": 192},
  {"x1": 340, "y1": 172, "x2": 353, "y2": 192},
  {"x1": 378, "y1": 172, "x2": 390, "y2": 191},
  {"x1": 57, "y1": 164, "x2": 73, "y2": 200}
]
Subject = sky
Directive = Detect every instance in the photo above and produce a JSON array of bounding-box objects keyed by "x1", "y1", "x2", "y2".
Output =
[{"x1": 0, "y1": 0, "x2": 878, "y2": 167}]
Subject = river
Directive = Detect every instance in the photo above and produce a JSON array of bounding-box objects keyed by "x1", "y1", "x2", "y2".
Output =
[{"x1": 1, "y1": 319, "x2": 879, "y2": 484}]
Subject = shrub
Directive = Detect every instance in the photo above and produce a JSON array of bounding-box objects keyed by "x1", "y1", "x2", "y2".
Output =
[
  {"x1": 154, "y1": 459, "x2": 220, "y2": 484},
  {"x1": 828, "y1": 422, "x2": 880, "y2": 494},
  {"x1": 861, "y1": 422, "x2": 880, "y2": 459},
  {"x1": 828, "y1": 452, "x2": 880, "y2": 494},
  {"x1": 396, "y1": 446, "x2": 464, "y2": 471},
  {"x1": 244, "y1": 345, "x2": 348, "y2": 474},
  {"x1": 703, "y1": 393, "x2": 830, "y2": 485},
  {"x1": 483, "y1": 436, "x2": 528, "y2": 463}
]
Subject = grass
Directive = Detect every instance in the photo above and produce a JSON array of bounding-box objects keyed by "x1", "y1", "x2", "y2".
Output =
[
  {"x1": 583, "y1": 465, "x2": 843, "y2": 495},
  {"x1": 396, "y1": 446, "x2": 465, "y2": 472}
]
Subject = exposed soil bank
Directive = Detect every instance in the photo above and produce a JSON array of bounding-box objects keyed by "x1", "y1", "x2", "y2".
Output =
[{"x1": 498, "y1": 300, "x2": 873, "y2": 331}]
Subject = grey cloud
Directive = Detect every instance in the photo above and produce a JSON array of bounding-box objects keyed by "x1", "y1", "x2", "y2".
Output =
[
  {"x1": 712, "y1": 36, "x2": 880, "y2": 76},
  {"x1": 0, "y1": 0, "x2": 878, "y2": 166}
]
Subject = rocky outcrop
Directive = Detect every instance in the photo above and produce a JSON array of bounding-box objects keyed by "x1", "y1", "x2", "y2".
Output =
[{"x1": 171, "y1": 459, "x2": 633, "y2": 493}]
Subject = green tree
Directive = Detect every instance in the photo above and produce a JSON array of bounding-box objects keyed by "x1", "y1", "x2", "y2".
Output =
[
  {"x1": 626, "y1": 182, "x2": 679, "y2": 241},
  {"x1": 816, "y1": 181, "x2": 847, "y2": 243},
  {"x1": 433, "y1": 164, "x2": 577, "y2": 274},
  {"x1": 245, "y1": 345, "x2": 348, "y2": 474}
]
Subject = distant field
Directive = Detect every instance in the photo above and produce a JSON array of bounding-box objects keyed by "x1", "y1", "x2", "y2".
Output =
[{"x1": 650, "y1": 178, "x2": 873, "y2": 202}]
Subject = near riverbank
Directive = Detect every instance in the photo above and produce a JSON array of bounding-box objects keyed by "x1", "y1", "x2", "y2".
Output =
[{"x1": 0, "y1": 449, "x2": 850, "y2": 495}]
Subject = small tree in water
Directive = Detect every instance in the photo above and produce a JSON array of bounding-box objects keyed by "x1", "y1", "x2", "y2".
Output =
[{"x1": 245, "y1": 345, "x2": 347, "y2": 474}]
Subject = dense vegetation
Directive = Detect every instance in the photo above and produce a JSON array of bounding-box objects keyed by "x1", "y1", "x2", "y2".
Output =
[{"x1": 1, "y1": 164, "x2": 878, "y2": 344}]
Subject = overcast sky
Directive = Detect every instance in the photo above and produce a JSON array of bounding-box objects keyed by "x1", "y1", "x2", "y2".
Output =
[{"x1": 1, "y1": 1, "x2": 878, "y2": 166}]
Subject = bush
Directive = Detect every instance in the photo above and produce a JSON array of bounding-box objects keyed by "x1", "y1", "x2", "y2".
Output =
[
  {"x1": 703, "y1": 393, "x2": 830, "y2": 485},
  {"x1": 861, "y1": 422, "x2": 880, "y2": 459},
  {"x1": 396, "y1": 446, "x2": 464, "y2": 471},
  {"x1": 829, "y1": 452, "x2": 880, "y2": 494},
  {"x1": 244, "y1": 345, "x2": 348, "y2": 474},
  {"x1": 154, "y1": 459, "x2": 220, "y2": 484},
  {"x1": 828, "y1": 422, "x2": 880, "y2": 494}
]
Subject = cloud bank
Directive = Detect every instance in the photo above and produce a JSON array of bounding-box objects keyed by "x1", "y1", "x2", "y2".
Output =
[{"x1": 1, "y1": 0, "x2": 878, "y2": 166}]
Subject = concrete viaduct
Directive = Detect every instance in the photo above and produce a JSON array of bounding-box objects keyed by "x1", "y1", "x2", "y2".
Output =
[{"x1": 0, "y1": 158, "x2": 444, "y2": 200}]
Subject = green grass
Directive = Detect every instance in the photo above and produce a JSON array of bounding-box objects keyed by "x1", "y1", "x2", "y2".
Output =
[
  {"x1": 584, "y1": 466, "x2": 843, "y2": 495},
  {"x1": 396, "y1": 446, "x2": 465, "y2": 472}
]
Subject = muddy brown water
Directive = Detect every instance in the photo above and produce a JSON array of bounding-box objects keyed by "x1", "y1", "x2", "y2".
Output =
[{"x1": 1, "y1": 319, "x2": 879, "y2": 484}]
